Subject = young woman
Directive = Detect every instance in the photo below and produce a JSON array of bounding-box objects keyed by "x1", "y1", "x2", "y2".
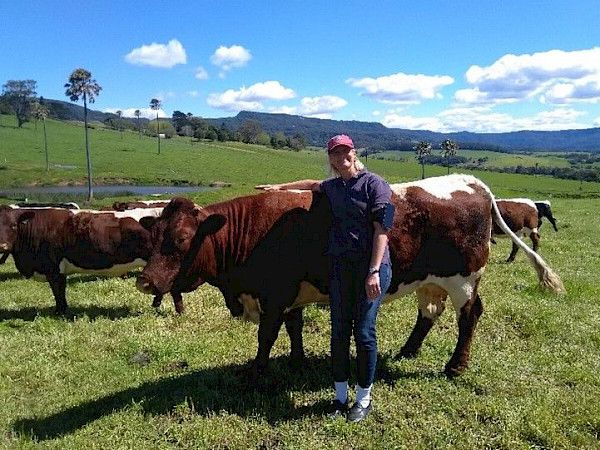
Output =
[{"x1": 256, "y1": 134, "x2": 394, "y2": 422}]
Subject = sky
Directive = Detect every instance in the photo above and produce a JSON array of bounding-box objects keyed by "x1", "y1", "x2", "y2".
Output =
[{"x1": 2, "y1": 0, "x2": 600, "y2": 133}]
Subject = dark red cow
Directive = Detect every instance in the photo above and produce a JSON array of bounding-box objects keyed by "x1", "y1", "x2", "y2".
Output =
[
  {"x1": 493, "y1": 199, "x2": 558, "y2": 262},
  {"x1": 0, "y1": 206, "x2": 164, "y2": 313},
  {"x1": 136, "y1": 174, "x2": 564, "y2": 379}
]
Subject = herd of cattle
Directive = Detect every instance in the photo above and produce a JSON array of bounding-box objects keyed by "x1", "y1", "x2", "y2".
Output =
[{"x1": 0, "y1": 174, "x2": 564, "y2": 379}]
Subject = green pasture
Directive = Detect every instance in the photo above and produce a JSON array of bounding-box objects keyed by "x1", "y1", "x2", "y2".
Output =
[{"x1": 1, "y1": 114, "x2": 600, "y2": 448}]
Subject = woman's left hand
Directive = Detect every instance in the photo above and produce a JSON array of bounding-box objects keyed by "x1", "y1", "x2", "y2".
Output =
[{"x1": 365, "y1": 273, "x2": 381, "y2": 300}]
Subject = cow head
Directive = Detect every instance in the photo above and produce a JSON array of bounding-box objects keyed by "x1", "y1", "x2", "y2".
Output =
[
  {"x1": 136, "y1": 198, "x2": 225, "y2": 296},
  {"x1": 0, "y1": 206, "x2": 35, "y2": 252}
]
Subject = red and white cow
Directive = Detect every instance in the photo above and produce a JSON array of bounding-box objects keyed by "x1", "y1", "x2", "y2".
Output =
[
  {"x1": 0, "y1": 206, "x2": 164, "y2": 313},
  {"x1": 136, "y1": 174, "x2": 564, "y2": 380},
  {"x1": 494, "y1": 199, "x2": 558, "y2": 262}
]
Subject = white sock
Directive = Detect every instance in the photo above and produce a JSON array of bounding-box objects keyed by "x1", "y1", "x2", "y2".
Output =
[
  {"x1": 356, "y1": 384, "x2": 372, "y2": 408},
  {"x1": 334, "y1": 381, "x2": 348, "y2": 404}
]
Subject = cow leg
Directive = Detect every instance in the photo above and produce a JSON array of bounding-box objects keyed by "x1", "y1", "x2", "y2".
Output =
[
  {"x1": 530, "y1": 232, "x2": 540, "y2": 252},
  {"x1": 283, "y1": 307, "x2": 304, "y2": 368},
  {"x1": 506, "y1": 242, "x2": 519, "y2": 262},
  {"x1": 151, "y1": 295, "x2": 163, "y2": 308},
  {"x1": 0, "y1": 252, "x2": 9, "y2": 264},
  {"x1": 399, "y1": 285, "x2": 447, "y2": 358},
  {"x1": 252, "y1": 308, "x2": 286, "y2": 381},
  {"x1": 47, "y1": 272, "x2": 68, "y2": 314},
  {"x1": 444, "y1": 292, "x2": 484, "y2": 377},
  {"x1": 172, "y1": 291, "x2": 185, "y2": 314}
]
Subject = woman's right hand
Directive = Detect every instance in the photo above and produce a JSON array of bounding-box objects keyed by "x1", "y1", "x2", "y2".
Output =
[{"x1": 255, "y1": 184, "x2": 281, "y2": 191}]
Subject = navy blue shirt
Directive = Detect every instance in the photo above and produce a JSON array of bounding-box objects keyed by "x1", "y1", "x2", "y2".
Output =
[{"x1": 320, "y1": 170, "x2": 392, "y2": 263}]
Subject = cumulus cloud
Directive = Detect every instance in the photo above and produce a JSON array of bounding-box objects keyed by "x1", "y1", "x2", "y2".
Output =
[
  {"x1": 103, "y1": 107, "x2": 167, "y2": 119},
  {"x1": 457, "y1": 47, "x2": 600, "y2": 105},
  {"x1": 125, "y1": 39, "x2": 187, "y2": 68},
  {"x1": 207, "y1": 80, "x2": 295, "y2": 112},
  {"x1": 195, "y1": 66, "x2": 209, "y2": 80},
  {"x1": 210, "y1": 45, "x2": 252, "y2": 75},
  {"x1": 382, "y1": 106, "x2": 589, "y2": 133},
  {"x1": 269, "y1": 96, "x2": 348, "y2": 119},
  {"x1": 594, "y1": 116, "x2": 600, "y2": 127},
  {"x1": 347, "y1": 72, "x2": 454, "y2": 104}
]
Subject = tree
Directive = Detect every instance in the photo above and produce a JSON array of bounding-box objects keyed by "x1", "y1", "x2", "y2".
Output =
[
  {"x1": 440, "y1": 139, "x2": 459, "y2": 174},
  {"x1": 32, "y1": 99, "x2": 50, "y2": 171},
  {"x1": 65, "y1": 68, "x2": 102, "y2": 201},
  {"x1": 150, "y1": 98, "x2": 162, "y2": 154},
  {"x1": 2, "y1": 79, "x2": 37, "y2": 127},
  {"x1": 116, "y1": 109, "x2": 123, "y2": 139},
  {"x1": 238, "y1": 119, "x2": 262, "y2": 144},
  {"x1": 172, "y1": 110, "x2": 189, "y2": 133},
  {"x1": 271, "y1": 131, "x2": 287, "y2": 149},
  {"x1": 134, "y1": 109, "x2": 142, "y2": 139},
  {"x1": 414, "y1": 141, "x2": 432, "y2": 179}
]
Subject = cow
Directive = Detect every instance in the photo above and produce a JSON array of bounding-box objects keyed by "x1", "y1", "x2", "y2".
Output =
[
  {"x1": 136, "y1": 174, "x2": 564, "y2": 381},
  {"x1": 493, "y1": 199, "x2": 558, "y2": 262},
  {"x1": 107, "y1": 200, "x2": 171, "y2": 212},
  {"x1": 0, "y1": 206, "x2": 166, "y2": 314}
]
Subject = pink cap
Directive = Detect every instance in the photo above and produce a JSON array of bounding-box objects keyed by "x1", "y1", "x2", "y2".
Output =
[{"x1": 327, "y1": 134, "x2": 354, "y2": 152}]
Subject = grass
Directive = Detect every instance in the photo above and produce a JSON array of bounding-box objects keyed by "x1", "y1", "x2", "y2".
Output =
[{"x1": 1, "y1": 114, "x2": 600, "y2": 448}]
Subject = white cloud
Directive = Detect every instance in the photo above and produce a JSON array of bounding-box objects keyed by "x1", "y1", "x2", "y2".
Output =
[
  {"x1": 594, "y1": 116, "x2": 600, "y2": 127},
  {"x1": 269, "y1": 95, "x2": 347, "y2": 119},
  {"x1": 195, "y1": 66, "x2": 209, "y2": 80},
  {"x1": 347, "y1": 72, "x2": 454, "y2": 104},
  {"x1": 382, "y1": 106, "x2": 589, "y2": 133},
  {"x1": 458, "y1": 47, "x2": 600, "y2": 105},
  {"x1": 372, "y1": 110, "x2": 381, "y2": 117},
  {"x1": 187, "y1": 90, "x2": 200, "y2": 98},
  {"x1": 103, "y1": 107, "x2": 167, "y2": 119},
  {"x1": 125, "y1": 39, "x2": 187, "y2": 68},
  {"x1": 207, "y1": 81, "x2": 295, "y2": 112},
  {"x1": 210, "y1": 45, "x2": 252, "y2": 74}
]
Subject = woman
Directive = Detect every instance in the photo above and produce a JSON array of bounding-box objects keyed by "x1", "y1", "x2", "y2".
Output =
[{"x1": 256, "y1": 134, "x2": 394, "y2": 423}]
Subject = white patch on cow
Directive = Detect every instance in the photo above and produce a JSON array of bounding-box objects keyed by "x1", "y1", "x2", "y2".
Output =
[
  {"x1": 58, "y1": 258, "x2": 146, "y2": 276},
  {"x1": 286, "y1": 281, "x2": 330, "y2": 312},
  {"x1": 239, "y1": 293, "x2": 263, "y2": 324},
  {"x1": 536, "y1": 200, "x2": 551, "y2": 206},
  {"x1": 497, "y1": 198, "x2": 536, "y2": 209},
  {"x1": 71, "y1": 207, "x2": 163, "y2": 222},
  {"x1": 391, "y1": 174, "x2": 479, "y2": 200}
]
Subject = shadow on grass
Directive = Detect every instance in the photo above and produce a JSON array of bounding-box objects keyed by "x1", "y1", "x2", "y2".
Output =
[
  {"x1": 13, "y1": 355, "x2": 333, "y2": 440},
  {"x1": 0, "y1": 272, "x2": 23, "y2": 282},
  {"x1": 0, "y1": 305, "x2": 135, "y2": 322}
]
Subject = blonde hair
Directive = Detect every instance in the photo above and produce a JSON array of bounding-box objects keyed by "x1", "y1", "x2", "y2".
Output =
[{"x1": 327, "y1": 150, "x2": 365, "y2": 177}]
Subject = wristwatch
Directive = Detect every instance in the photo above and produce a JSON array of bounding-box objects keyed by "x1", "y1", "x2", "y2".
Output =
[{"x1": 368, "y1": 266, "x2": 380, "y2": 275}]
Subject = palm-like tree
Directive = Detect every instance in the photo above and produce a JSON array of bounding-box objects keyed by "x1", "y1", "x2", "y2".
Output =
[
  {"x1": 414, "y1": 141, "x2": 432, "y2": 179},
  {"x1": 32, "y1": 100, "x2": 50, "y2": 171},
  {"x1": 116, "y1": 109, "x2": 123, "y2": 139},
  {"x1": 440, "y1": 139, "x2": 459, "y2": 175},
  {"x1": 150, "y1": 98, "x2": 162, "y2": 154},
  {"x1": 134, "y1": 109, "x2": 141, "y2": 139},
  {"x1": 65, "y1": 68, "x2": 102, "y2": 201}
]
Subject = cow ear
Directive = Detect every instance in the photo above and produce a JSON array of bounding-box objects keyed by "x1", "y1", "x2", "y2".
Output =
[
  {"x1": 198, "y1": 214, "x2": 226, "y2": 236},
  {"x1": 18, "y1": 211, "x2": 35, "y2": 225},
  {"x1": 139, "y1": 216, "x2": 156, "y2": 230}
]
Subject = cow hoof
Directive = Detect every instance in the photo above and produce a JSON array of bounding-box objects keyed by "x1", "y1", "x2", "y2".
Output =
[
  {"x1": 151, "y1": 298, "x2": 162, "y2": 308},
  {"x1": 397, "y1": 347, "x2": 419, "y2": 359},
  {"x1": 444, "y1": 364, "x2": 467, "y2": 378}
]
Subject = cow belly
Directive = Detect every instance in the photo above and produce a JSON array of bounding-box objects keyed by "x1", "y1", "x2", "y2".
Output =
[
  {"x1": 494, "y1": 227, "x2": 536, "y2": 238},
  {"x1": 59, "y1": 258, "x2": 146, "y2": 276}
]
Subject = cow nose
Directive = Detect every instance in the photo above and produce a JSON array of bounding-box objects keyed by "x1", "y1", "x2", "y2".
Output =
[
  {"x1": 0, "y1": 243, "x2": 9, "y2": 251},
  {"x1": 136, "y1": 275, "x2": 154, "y2": 294}
]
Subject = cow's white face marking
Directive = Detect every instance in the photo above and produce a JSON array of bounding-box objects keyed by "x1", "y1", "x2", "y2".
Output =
[
  {"x1": 58, "y1": 258, "x2": 146, "y2": 276},
  {"x1": 239, "y1": 293, "x2": 263, "y2": 324},
  {"x1": 391, "y1": 174, "x2": 478, "y2": 200}
]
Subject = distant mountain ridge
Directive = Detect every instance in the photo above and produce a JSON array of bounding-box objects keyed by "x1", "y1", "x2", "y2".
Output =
[{"x1": 43, "y1": 100, "x2": 600, "y2": 152}]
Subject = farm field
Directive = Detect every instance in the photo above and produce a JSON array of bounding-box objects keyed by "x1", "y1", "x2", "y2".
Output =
[{"x1": 1, "y1": 116, "x2": 600, "y2": 448}]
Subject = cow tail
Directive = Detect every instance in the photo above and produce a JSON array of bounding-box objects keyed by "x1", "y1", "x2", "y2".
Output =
[{"x1": 490, "y1": 197, "x2": 565, "y2": 294}]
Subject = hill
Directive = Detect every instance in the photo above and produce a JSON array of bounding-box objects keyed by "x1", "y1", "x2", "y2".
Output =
[{"x1": 28, "y1": 99, "x2": 600, "y2": 152}]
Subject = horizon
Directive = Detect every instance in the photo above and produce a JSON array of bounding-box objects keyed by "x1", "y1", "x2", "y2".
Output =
[{"x1": 2, "y1": 1, "x2": 600, "y2": 134}]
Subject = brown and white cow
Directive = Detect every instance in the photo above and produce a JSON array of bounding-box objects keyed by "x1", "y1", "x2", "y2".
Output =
[
  {"x1": 0, "y1": 206, "x2": 165, "y2": 313},
  {"x1": 136, "y1": 175, "x2": 564, "y2": 380},
  {"x1": 106, "y1": 200, "x2": 171, "y2": 212},
  {"x1": 493, "y1": 199, "x2": 558, "y2": 262}
]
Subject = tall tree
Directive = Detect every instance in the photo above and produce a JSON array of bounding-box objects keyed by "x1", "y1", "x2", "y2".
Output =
[
  {"x1": 414, "y1": 141, "x2": 432, "y2": 179},
  {"x1": 32, "y1": 99, "x2": 50, "y2": 171},
  {"x1": 150, "y1": 98, "x2": 162, "y2": 154},
  {"x1": 134, "y1": 109, "x2": 141, "y2": 139},
  {"x1": 238, "y1": 119, "x2": 262, "y2": 144},
  {"x1": 440, "y1": 139, "x2": 459, "y2": 175},
  {"x1": 64, "y1": 68, "x2": 102, "y2": 201},
  {"x1": 116, "y1": 109, "x2": 123, "y2": 139},
  {"x1": 2, "y1": 79, "x2": 37, "y2": 127}
]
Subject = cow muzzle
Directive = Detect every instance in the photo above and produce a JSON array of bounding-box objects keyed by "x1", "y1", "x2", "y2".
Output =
[{"x1": 136, "y1": 275, "x2": 156, "y2": 295}]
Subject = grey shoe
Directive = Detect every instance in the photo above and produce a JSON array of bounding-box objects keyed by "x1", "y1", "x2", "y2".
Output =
[
  {"x1": 327, "y1": 399, "x2": 349, "y2": 419},
  {"x1": 347, "y1": 401, "x2": 372, "y2": 423}
]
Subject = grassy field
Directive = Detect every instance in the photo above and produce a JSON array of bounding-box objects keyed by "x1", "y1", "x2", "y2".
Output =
[{"x1": 1, "y1": 115, "x2": 600, "y2": 448}]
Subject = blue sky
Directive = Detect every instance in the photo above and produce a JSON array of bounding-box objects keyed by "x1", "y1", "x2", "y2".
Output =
[{"x1": 2, "y1": 0, "x2": 600, "y2": 133}]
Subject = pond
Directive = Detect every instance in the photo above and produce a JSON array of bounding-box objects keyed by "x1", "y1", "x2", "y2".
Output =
[{"x1": 0, "y1": 184, "x2": 218, "y2": 199}]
